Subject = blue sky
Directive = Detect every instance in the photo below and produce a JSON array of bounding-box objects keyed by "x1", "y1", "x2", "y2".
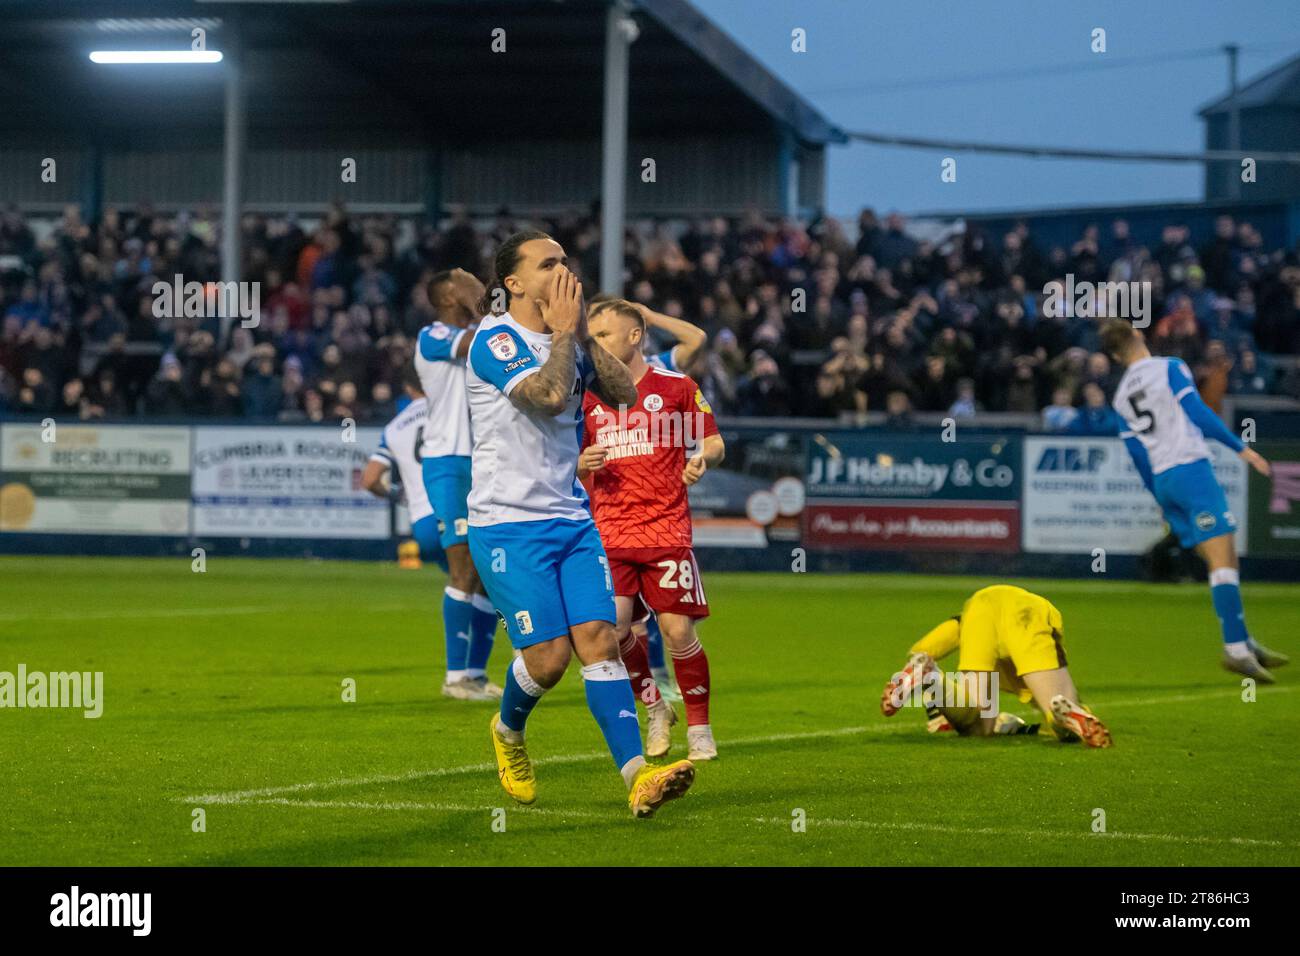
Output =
[{"x1": 692, "y1": 0, "x2": 1299, "y2": 216}]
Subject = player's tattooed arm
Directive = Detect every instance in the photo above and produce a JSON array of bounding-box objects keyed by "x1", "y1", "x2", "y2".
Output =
[
  {"x1": 583, "y1": 338, "x2": 638, "y2": 408},
  {"x1": 510, "y1": 330, "x2": 577, "y2": 417},
  {"x1": 510, "y1": 266, "x2": 587, "y2": 416}
]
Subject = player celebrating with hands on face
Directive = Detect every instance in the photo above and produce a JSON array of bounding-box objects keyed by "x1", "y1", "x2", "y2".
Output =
[
  {"x1": 578, "y1": 298, "x2": 725, "y2": 761},
  {"x1": 470, "y1": 232, "x2": 696, "y2": 818},
  {"x1": 1102, "y1": 319, "x2": 1288, "y2": 683}
]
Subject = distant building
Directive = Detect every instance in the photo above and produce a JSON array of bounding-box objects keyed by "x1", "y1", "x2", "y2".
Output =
[{"x1": 1200, "y1": 51, "x2": 1300, "y2": 202}]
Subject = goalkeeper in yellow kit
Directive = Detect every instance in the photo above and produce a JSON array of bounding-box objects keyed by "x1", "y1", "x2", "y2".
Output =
[{"x1": 881, "y1": 585, "x2": 1112, "y2": 748}]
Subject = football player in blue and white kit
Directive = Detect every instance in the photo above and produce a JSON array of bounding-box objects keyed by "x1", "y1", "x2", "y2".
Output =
[
  {"x1": 587, "y1": 295, "x2": 708, "y2": 701},
  {"x1": 1103, "y1": 319, "x2": 1288, "y2": 682},
  {"x1": 470, "y1": 231, "x2": 695, "y2": 818},
  {"x1": 364, "y1": 365, "x2": 443, "y2": 567},
  {"x1": 364, "y1": 360, "x2": 502, "y2": 700},
  {"x1": 415, "y1": 269, "x2": 502, "y2": 701}
]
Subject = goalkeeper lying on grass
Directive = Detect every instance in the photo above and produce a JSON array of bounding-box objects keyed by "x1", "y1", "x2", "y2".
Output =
[{"x1": 881, "y1": 585, "x2": 1112, "y2": 748}]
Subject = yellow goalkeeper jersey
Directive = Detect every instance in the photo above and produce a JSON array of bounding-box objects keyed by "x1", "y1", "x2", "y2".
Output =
[{"x1": 910, "y1": 585, "x2": 1068, "y2": 703}]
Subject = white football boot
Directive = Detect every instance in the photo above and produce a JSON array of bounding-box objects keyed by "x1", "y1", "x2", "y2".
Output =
[
  {"x1": 442, "y1": 676, "x2": 497, "y2": 701},
  {"x1": 645, "y1": 699, "x2": 676, "y2": 758},
  {"x1": 464, "y1": 675, "x2": 505, "y2": 700},
  {"x1": 1222, "y1": 649, "x2": 1276, "y2": 685},
  {"x1": 686, "y1": 724, "x2": 718, "y2": 761}
]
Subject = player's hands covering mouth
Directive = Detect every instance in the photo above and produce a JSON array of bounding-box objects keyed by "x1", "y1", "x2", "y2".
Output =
[{"x1": 538, "y1": 266, "x2": 583, "y2": 336}]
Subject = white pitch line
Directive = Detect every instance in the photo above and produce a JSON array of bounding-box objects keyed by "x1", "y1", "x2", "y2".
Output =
[
  {"x1": 229, "y1": 799, "x2": 1297, "y2": 850},
  {"x1": 179, "y1": 724, "x2": 892, "y2": 804},
  {"x1": 248, "y1": 796, "x2": 611, "y2": 820},
  {"x1": 748, "y1": 817, "x2": 1300, "y2": 849},
  {"x1": 0, "y1": 602, "x2": 423, "y2": 623},
  {"x1": 1102, "y1": 685, "x2": 1296, "y2": 707},
  {"x1": 179, "y1": 683, "x2": 1296, "y2": 806},
  {"x1": 714, "y1": 576, "x2": 1300, "y2": 598}
]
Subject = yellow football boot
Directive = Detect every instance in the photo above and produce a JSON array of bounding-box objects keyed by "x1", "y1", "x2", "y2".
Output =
[
  {"x1": 628, "y1": 759, "x2": 695, "y2": 818},
  {"x1": 489, "y1": 715, "x2": 537, "y2": 804}
]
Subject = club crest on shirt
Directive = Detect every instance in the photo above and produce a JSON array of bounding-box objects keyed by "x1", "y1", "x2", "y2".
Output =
[
  {"x1": 644, "y1": 394, "x2": 663, "y2": 412},
  {"x1": 487, "y1": 331, "x2": 518, "y2": 361},
  {"x1": 431, "y1": 324, "x2": 451, "y2": 340}
]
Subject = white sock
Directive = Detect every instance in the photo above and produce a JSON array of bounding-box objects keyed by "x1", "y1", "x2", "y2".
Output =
[
  {"x1": 620, "y1": 755, "x2": 646, "y2": 790},
  {"x1": 465, "y1": 668, "x2": 486, "y2": 679},
  {"x1": 445, "y1": 669, "x2": 467, "y2": 683},
  {"x1": 1224, "y1": 642, "x2": 1254, "y2": 661},
  {"x1": 495, "y1": 718, "x2": 524, "y2": 744}
]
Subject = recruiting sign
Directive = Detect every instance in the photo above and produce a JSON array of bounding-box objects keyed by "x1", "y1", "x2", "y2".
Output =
[
  {"x1": 1022, "y1": 436, "x2": 1247, "y2": 555},
  {"x1": 0, "y1": 423, "x2": 191, "y2": 535},
  {"x1": 191, "y1": 426, "x2": 388, "y2": 539},
  {"x1": 802, "y1": 433, "x2": 1021, "y2": 552},
  {"x1": 1247, "y1": 440, "x2": 1300, "y2": 557}
]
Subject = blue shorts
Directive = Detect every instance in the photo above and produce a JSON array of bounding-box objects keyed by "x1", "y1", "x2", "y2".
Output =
[
  {"x1": 421, "y1": 455, "x2": 472, "y2": 549},
  {"x1": 468, "y1": 517, "x2": 616, "y2": 649},
  {"x1": 1154, "y1": 458, "x2": 1236, "y2": 549},
  {"x1": 410, "y1": 515, "x2": 448, "y2": 572}
]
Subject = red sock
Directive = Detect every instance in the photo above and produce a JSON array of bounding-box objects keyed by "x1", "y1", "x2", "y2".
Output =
[
  {"x1": 671, "y1": 637, "x2": 710, "y2": 726},
  {"x1": 620, "y1": 630, "x2": 661, "y2": 706}
]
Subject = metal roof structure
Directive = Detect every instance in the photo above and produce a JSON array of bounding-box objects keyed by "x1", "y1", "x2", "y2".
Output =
[
  {"x1": 0, "y1": 0, "x2": 844, "y2": 148},
  {"x1": 1199, "y1": 50, "x2": 1300, "y2": 116}
]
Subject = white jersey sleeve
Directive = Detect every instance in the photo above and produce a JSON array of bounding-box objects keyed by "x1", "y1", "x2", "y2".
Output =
[
  {"x1": 645, "y1": 346, "x2": 677, "y2": 372},
  {"x1": 465, "y1": 313, "x2": 594, "y2": 526},
  {"x1": 414, "y1": 322, "x2": 473, "y2": 459},
  {"x1": 374, "y1": 397, "x2": 433, "y2": 523}
]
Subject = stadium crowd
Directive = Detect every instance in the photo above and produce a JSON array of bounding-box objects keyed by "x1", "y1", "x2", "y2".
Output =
[{"x1": 1, "y1": 201, "x2": 1297, "y2": 429}]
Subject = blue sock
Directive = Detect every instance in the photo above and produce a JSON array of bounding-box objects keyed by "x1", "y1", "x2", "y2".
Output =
[
  {"x1": 582, "y1": 660, "x2": 643, "y2": 772},
  {"x1": 442, "y1": 587, "x2": 473, "y2": 677},
  {"x1": 499, "y1": 657, "x2": 544, "y2": 734},
  {"x1": 466, "y1": 596, "x2": 497, "y2": 676},
  {"x1": 1209, "y1": 568, "x2": 1249, "y2": 646},
  {"x1": 646, "y1": 615, "x2": 666, "y2": 671}
]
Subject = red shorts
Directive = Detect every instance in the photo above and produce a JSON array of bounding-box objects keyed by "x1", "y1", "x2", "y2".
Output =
[{"x1": 607, "y1": 547, "x2": 709, "y2": 619}]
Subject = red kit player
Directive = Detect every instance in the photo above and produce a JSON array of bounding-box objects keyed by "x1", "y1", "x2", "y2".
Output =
[{"x1": 578, "y1": 299, "x2": 726, "y2": 761}]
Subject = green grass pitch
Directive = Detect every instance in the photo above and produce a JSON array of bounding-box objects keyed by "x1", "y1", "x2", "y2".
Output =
[{"x1": 1, "y1": 555, "x2": 1296, "y2": 866}]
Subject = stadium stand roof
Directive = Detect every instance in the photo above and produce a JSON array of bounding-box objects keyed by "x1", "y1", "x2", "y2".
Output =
[
  {"x1": 1199, "y1": 50, "x2": 1300, "y2": 115},
  {"x1": 0, "y1": 0, "x2": 845, "y2": 148}
]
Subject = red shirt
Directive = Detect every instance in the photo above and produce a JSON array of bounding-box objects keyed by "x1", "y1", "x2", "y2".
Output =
[{"x1": 581, "y1": 367, "x2": 719, "y2": 548}]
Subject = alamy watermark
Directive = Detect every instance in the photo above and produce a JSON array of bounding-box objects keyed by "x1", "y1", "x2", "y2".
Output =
[
  {"x1": 152, "y1": 274, "x2": 261, "y2": 328},
  {"x1": 50, "y1": 886, "x2": 150, "y2": 936},
  {"x1": 1042, "y1": 273, "x2": 1151, "y2": 328},
  {"x1": 0, "y1": 665, "x2": 103, "y2": 718},
  {"x1": 588, "y1": 405, "x2": 709, "y2": 458},
  {"x1": 885, "y1": 668, "x2": 999, "y2": 718}
]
